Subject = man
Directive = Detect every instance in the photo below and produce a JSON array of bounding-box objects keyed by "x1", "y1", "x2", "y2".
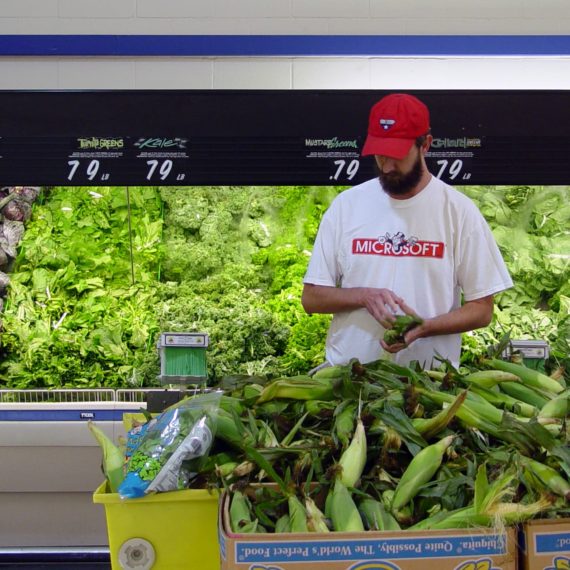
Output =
[{"x1": 301, "y1": 93, "x2": 512, "y2": 369}]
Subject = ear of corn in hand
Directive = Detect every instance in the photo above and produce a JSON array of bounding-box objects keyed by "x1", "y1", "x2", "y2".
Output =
[{"x1": 384, "y1": 314, "x2": 423, "y2": 346}]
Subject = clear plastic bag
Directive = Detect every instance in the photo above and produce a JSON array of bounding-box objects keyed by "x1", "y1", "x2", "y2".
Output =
[{"x1": 118, "y1": 391, "x2": 221, "y2": 499}]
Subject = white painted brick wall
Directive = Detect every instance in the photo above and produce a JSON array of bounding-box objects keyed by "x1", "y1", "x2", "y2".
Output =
[
  {"x1": 0, "y1": 0, "x2": 57, "y2": 18},
  {"x1": 0, "y1": 0, "x2": 568, "y2": 34},
  {"x1": 293, "y1": 58, "x2": 370, "y2": 89},
  {"x1": 213, "y1": 59, "x2": 291, "y2": 89},
  {"x1": 292, "y1": 0, "x2": 369, "y2": 19},
  {"x1": 0, "y1": 59, "x2": 58, "y2": 89},
  {"x1": 58, "y1": 59, "x2": 135, "y2": 89},
  {"x1": 59, "y1": 0, "x2": 135, "y2": 19},
  {"x1": 135, "y1": 59, "x2": 213, "y2": 89},
  {"x1": 0, "y1": 0, "x2": 569, "y2": 89},
  {"x1": 1, "y1": 57, "x2": 569, "y2": 90}
]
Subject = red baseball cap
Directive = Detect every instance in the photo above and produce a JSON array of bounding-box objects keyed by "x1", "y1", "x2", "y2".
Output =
[{"x1": 361, "y1": 93, "x2": 430, "y2": 159}]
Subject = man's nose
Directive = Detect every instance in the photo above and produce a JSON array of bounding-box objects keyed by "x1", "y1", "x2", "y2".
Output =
[{"x1": 379, "y1": 156, "x2": 397, "y2": 173}]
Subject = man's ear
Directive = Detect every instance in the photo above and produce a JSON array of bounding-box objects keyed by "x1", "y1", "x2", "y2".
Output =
[{"x1": 421, "y1": 134, "x2": 433, "y2": 155}]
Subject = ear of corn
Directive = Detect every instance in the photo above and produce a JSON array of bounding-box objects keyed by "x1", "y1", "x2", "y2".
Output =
[
  {"x1": 275, "y1": 514, "x2": 291, "y2": 533},
  {"x1": 242, "y1": 383, "x2": 264, "y2": 402},
  {"x1": 391, "y1": 435, "x2": 455, "y2": 512},
  {"x1": 212, "y1": 408, "x2": 251, "y2": 448},
  {"x1": 288, "y1": 494, "x2": 309, "y2": 533},
  {"x1": 239, "y1": 520, "x2": 265, "y2": 533},
  {"x1": 538, "y1": 391, "x2": 570, "y2": 419},
  {"x1": 338, "y1": 416, "x2": 367, "y2": 488},
  {"x1": 312, "y1": 365, "x2": 348, "y2": 380},
  {"x1": 215, "y1": 461, "x2": 240, "y2": 480},
  {"x1": 420, "y1": 389, "x2": 502, "y2": 437},
  {"x1": 464, "y1": 392, "x2": 505, "y2": 425},
  {"x1": 522, "y1": 457, "x2": 570, "y2": 500},
  {"x1": 462, "y1": 370, "x2": 521, "y2": 389},
  {"x1": 229, "y1": 490, "x2": 253, "y2": 532},
  {"x1": 486, "y1": 496, "x2": 554, "y2": 523},
  {"x1": 484, "y1": 358, "x2": 564, "y2": 395},
  {"x1": 305, "y1": 496, "x2": 330, "y2": 532},
  {"x1": 471, "y1": 385, "x2": 538, "y2": 417},
  {"x1": 330, "y1": 479, "x2": 365, "y2": 532},
  {"x1": 359, "y1": 498, "x2": 401, "y2": 530},
  {"x1": 87, "y1": 420, "x2": 125, "y2": 493},
  {"x1": 408, "y1": 506, "x2": 482, "y2": 530},
  {"x1": 304, "y1": 399, "x2": 336, "y2": 417},
  {"x1": 256, "y1": 377, "x2": 336, "y2": 403},
  {"x1": 499, "y1": 381, "x2": 550, "y2": 408},
  {"x1": 425, "y1": 370, "x2": 447, "y2": 382},
  {"x1": 412, "y1": 390, "x2": 467, "y2": 440},
  {"x1": 333, "y1": 401, "x2": 357, "y2": 448},
  {"x1": 384, "y1": 314, "x2": 423, "y2": 345}
]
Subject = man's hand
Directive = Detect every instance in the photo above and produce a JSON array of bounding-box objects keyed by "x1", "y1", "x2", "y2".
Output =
[
  {"x1": 361, "y1": 288, "x2": 405, "y2": 328},
  {"x1": 381, "y1": 304, "x2": 424, "y2": 353}
]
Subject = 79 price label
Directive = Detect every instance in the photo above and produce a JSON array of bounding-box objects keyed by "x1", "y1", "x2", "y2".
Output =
[
  {"x1": 433, "y1": 158, "x2": 472, "y2": 182},
  {"x1": 144, "y1": 159, "x2": 186, "y2": 182},
  {"x1": 67, "y1": 159, "x2": 111, "y2": 182},
  {"x1": 329, "y1": 158, "x2": 360, "y2": 182}
]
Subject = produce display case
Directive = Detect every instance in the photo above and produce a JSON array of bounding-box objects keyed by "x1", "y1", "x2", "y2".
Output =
[{"x1": 0, "y1": 388, "x2": 163, "y2": 548}]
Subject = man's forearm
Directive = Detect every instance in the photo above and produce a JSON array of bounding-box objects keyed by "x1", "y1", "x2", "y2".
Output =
[
  {"x1": 408, "y1": 295, "x2": 494, "y2": 343},
  {"x1": 301, "y1": 284, "x2": 365, "y2": 314}
]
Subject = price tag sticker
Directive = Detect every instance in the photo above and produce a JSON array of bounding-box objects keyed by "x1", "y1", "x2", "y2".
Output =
[{"x1": 133, "y1": 137, "x2": 189, "y2": 183}]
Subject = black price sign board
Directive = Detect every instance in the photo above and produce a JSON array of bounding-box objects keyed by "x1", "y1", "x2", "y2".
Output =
[{"x1": 1, "y1": 90, "x2": 569, "y2": 186}]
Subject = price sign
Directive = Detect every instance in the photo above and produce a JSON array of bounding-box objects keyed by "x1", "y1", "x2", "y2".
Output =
[
  {"x1": 1, "y1": 91, "x2": 570, "y2": 186},
  {"x1": 303, "y1": 135, "x2": 364, "y2": 184},
  {"x1": 426, "y1": 135, "x2": 479, "y2": 184},
  {"x1": 131, "y1": 137, "x2": 190, "y2": 183},
  {"x1": 64, "y1": 137, "x2": 125, "y2": 183}
]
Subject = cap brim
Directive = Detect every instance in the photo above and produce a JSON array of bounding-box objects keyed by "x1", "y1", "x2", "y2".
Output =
[{"x1": 361, "y1": 136, "x2": 415, "y2": 159}]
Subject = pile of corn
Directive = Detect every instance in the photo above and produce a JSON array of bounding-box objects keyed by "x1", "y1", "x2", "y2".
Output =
[{"x1": 188, "y1": 354, "x2": 570, "y2": 534}]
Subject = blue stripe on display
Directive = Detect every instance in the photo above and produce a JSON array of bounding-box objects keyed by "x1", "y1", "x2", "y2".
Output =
[
  {"x1": 0, "y1": 35, "x2": 569, "y2": 56},
  {"x1": 0, "y1": 409, "x2": 135, "y2": 421}
]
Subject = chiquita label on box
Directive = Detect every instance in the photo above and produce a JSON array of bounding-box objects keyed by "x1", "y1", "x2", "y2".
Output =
[
  {"x1": 534, "y1": 532, "x2": 570, "y2": 555},
  {"x1": 243, "y1": 559, "x2": 504, "y2": 570},
  {"x1": 233, "y1": 534, "x2": 508, "y2": 564}
]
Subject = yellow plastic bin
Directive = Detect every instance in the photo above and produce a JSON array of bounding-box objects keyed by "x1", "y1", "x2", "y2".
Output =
[{"x1": 93, "y1": 481, "x2": 220, "y2": 570}]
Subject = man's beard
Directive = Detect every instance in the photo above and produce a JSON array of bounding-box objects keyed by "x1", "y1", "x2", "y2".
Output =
[{"x1": 376, "y1": 152, "x2": 424, "y2": 197}]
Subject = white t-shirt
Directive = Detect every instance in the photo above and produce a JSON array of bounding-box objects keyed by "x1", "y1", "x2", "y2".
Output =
[{"x1": 303, "y1": 176, "x2": 513, "y2": 368}]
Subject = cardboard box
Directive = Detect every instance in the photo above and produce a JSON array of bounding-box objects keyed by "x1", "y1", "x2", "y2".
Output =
[
  {"x1": 521, "y1": 518, "x2": 570, "y2": 570},
  {"x1": 219, "y1": 492, "x2": 518, "y2": 570}
]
